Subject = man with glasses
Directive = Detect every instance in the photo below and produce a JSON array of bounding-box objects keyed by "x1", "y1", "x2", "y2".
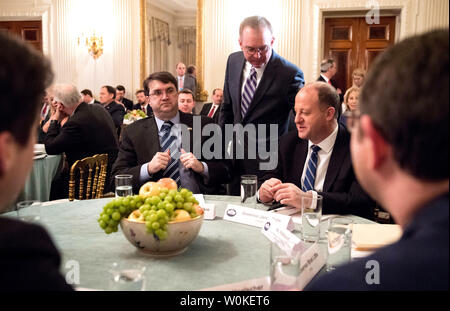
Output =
[
  {"x1": 111, "y1": 72, "x2": 231, "y2": 195},
  {"x1": 219, "y1": 15, "x2": 305, "y2": 195}
]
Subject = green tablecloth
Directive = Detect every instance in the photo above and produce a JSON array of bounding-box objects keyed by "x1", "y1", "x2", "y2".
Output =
[{"x1": 5, "y1": 195, "x2": 374, "y2": 290}]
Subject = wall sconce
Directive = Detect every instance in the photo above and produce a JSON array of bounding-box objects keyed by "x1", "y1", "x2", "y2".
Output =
[{"x1": 78, "y1": 32, "x2": 104, "y2": 59}]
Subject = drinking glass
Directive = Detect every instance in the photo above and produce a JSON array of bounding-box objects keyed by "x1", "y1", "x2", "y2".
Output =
[
  {"x1": 115, "y1": 175, "x2": 133, "y2": 197},
  {"x1": 240, "y1": 175, "x2": 257, "y2": 208},
  {"x1": 16, "y1": 200, "x2": 41, "y2": 223},
  {"x1": 109, "y1": 261, "x2": 146, "y2": 291},
  {"x1": 326, "y1": 217, "x2": 353, "y2": 271},
  {"x1": 301, "y1": 194, "x2": 322, "y2": 242},
  {"x1": 269, "y1": 242, "x2": 301, "y2": 291}
]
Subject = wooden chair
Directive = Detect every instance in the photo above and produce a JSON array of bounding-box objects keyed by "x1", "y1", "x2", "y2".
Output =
[{"x1": 69, "y1": 154, "x2": 108, "y2": 201}]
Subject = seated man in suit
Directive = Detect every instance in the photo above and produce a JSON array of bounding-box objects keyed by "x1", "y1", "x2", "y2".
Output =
[
  {"x1": 0, "y1": 31, "x2": 72, "y2": 290},
  {"x1": 81, "y1": 89, "x2": 100, "y2": 104},
  {"x1": 111, "y1": 71, "x2": 231, "y2": 195},
  {"x1": 99, "y1": 85, "x2": 126, "y2": 136},
  {"x1": 178, "y1": 89, "x2": 196, "y2": 114},
  {"x1": 116, "y1": 84, "x2": 133, "y2": 111},
  {"x1": 306, "y1": 29, "x2": 448, "y2": 290},
  {"x1": 259, "y1": 82, "x2": 374, "y2": 219},
  {"x1": 45, "y1": 84, "x2": 119, "y2": 199},
  {"x1": 132, "y1": 89, "x2": 153, "y2": 116},
  {"x1": 199, "y1": 88, "x2": 223, "y2": 123}
]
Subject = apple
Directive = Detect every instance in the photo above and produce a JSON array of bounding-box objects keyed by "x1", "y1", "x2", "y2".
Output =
[
  {"x1": 156, "y1": 178, "x2": 178, "y2": 190},
  {"x1": 194, "y1": 204, "x2": 204, "y2": 215},
  {"x1": 172, "y1": 209, "x2": 191, "y2": 222},
  {"x1": 139, "y1": 181, "x2": 161, "y2": 198}
]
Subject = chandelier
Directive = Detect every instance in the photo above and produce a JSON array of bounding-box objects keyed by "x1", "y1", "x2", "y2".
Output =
[{"x1": 78, "y1": 33, "x2": 104, "y2": 59}]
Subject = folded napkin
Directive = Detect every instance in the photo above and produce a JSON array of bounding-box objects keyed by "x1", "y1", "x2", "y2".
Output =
[{"x1": 352, "y1": 224, "x2": 402, "y2": 251}]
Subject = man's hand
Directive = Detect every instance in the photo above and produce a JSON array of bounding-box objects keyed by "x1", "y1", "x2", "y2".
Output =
[
  {"x1": 259, "y1": 178, "x2": 282, "y2": 203},
  {"x1": 179, "y1": 148, "x2": 204, "y2": 173},
  {"x1": 147, "y1": 151, "x2": 171, "y2": 175},
  {"x1": 50, "y1": 102, "x2": 68, "y2": 122},
  {"x1": 271, "y1": 183, "x2": 305, "y2": 209}
]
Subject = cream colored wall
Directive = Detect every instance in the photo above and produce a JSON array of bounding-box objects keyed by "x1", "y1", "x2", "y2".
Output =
[{"x1": 201, "y1": 0, "x2": 449, "y2": 101}]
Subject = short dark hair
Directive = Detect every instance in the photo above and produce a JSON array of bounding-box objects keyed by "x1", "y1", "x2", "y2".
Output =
[
  {"x1": 102, "y1": 85, "x2": 116, "y2": 99},
  {"x1": 360, "y1": 29, "x2": 449, "y2": 180},
  {"x1": 320, "y1": 59, "x2": 335, "y2": 73},
  {"x1": 239, "y1": 16, "x2": 273, "y2": 38},
  {"x1": 178, "y1": 89, "x2": 194, "y2": 100},
  {"x1": 187, "y1": 65, "x2": 196, "y2": 75},
  {"x1": 212, "y1": 88, "x2": 222, "y2": 96},
  {"x1": 143, "y1": 71, "x2": 178, "y2": 96},
  {"x1": 135, "y1": 89, "x2": 145, "y2": 96},
  {"x1": 312, "y1": 82, "x2": 340, "y2": 119},
  {"x1": 116, "y1": 85, "x2": 125, "y2": 92},
  {"x1": 0, "y1": 31, "x2": 53, "y2": 145},
  {"x1": 81, "y1": 89, "x2": 93, "y2": 97}
]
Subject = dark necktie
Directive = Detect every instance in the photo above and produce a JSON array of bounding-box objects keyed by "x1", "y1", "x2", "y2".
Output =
[
  {"x1": 241, "y1": 67, "x2": 257, "y2": 119},
  {"x1": 207, "y1": 105, "x2": 217, "y2": 118},
  {"x1": 160, "y1": 121, "x2": 181, "y2": 187},
  {"x1": 302, "y1": 145, "x2": 321, "y2": 191}
]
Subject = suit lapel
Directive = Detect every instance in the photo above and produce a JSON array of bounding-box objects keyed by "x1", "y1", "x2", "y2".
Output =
[
  {"x1": 294, "y1": 138, "x2": 309, "y2": 186},
  {"x1": 141, "y1": 117, "x2": 161, "y2": 156},
  {"x1": 323, "y1": 124, "x2": 348, "y2": 192},
  {"x1": 232, "y1": 54, "x2": 246, "y2": 123}
]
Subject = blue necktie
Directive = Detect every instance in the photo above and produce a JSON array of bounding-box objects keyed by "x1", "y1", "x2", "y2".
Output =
[
  {"x1": 160, "y1": 121, "x2": 181, "y2": 187},
  {"x1": 241, "y1": 67, "x2": 257, "y2": 119},
  {"x1": 302, "y1": 145, "x2": 321, "y2": 191}
]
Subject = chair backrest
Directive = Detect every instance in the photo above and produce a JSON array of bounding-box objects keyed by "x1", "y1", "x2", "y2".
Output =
[{"x1": 69, "y1": 154, "x2": 108, "y2": 201}]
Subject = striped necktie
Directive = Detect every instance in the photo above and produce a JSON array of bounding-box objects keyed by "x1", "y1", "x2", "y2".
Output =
[
  {"x1": 302, "y1": 145, "x2": 321, "y2": 192},
  {"x1": 241, "y1": 67, "x2": 257, "y2": 119},
  {"x1": 160, "y1": 121, "x2": 181, "y2": 187}
]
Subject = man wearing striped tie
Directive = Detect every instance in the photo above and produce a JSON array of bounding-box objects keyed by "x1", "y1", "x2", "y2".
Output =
[
  {"x1": 111, "y1": 71, "x2": 231, "y2": 195},
  {"x1": 258, "y1": 82, "x2": 374, "y2": 219}
]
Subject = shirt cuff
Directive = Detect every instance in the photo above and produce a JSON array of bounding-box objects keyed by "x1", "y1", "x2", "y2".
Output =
[
  {"x1": 140, "y1": 163, "x2": 151, "y2": 183},
  {"x1": 200, "y1": 161, "x2": 210, "y2": 183}
]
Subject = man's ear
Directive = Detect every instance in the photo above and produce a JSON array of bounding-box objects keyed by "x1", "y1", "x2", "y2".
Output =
[
  {"x1": 359, "y1": 115, "x2": 390, "y2": 169},
  {"x1": 0, "y1": 132, "x2": 15, "y2": 177},
  {"x1": 326, "y1": 107, "x2": 336, "y2": 120}
]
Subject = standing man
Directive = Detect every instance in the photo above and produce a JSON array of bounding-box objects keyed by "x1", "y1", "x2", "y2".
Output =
[
  {"x1": 317, "y1": 59, "x2": 343, "y2": 104},
  {"x1": 0, "y1": 31, "x2": 72, "y2": 290},
  {"x1": 219, "y1": 15, "x2": 305, "y2": 195},
  {"x1": 176, "y1": 62, "x2": 196, "y2": 95},
  {"x1": 132, "y1": 89, "x2": 152, "y2": 116},
  {"x1": 199, "y1": 88, "x2": 223, "y2": 123},
  {"x1": 99, "y1": 85, "x2": 126, "y2": 134},
  {"x1": 116, "y1": 85, "x2": 133, "y2": 111},
  {"x1": 306, "y1": 30, "x2": 448, "y2": 290}
]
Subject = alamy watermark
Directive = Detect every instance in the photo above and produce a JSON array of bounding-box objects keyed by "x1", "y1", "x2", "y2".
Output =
[
  {"x1": 366, "y1": 0, "x2": 380, "y2": 25},
  {"x1": 365, "y1": 259, "x2": 380, "y2": 285},
  {"x1": 65, "y1": 259, "x2": 80, "y2": 285}
]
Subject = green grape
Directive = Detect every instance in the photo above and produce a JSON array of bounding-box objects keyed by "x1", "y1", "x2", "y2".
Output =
[
  {"x1": 158, "y1": 218, "x2": 167, "y2": 226},
  {"x1": 183, "y1": 202, "x2": 193, "y2": 210},
  {"x1": 151, "y1": 196, "x2": 161, "y2": 205},
  {"x1": 122, "y1": 198, "x2": 130, "y2": 208},
  {"x1": 174, "y1": 195, "x2": 184, "y2": 203},
  {"x1": 101, "y1": 214, "x2": 110, "y2": 222},
  {"x1": 160, "y1": 187, "x2": 169, "y2": 194},
  {"x1": 157, "y1": 209, "x2": 167, "y2": 218},
  {"x1": 152, "y1": 222, "x2": 160, "y2": 230},
  {"x1": 168, "y1": 189, "x2": 177, "y2": 197},
  {"x1": 176, "y1": 202, "x2": 183, "y2": 209},
  {"x1": 105, "y1": 227, "x2": 113, "y2": 234},
  {"x1": 145, "y1": 197, "x2": 152, "y2": 205},
  {"x1": 163, "y1": 224, "x2": 168, "y2": 231},
  {"x1": 164, "y1": 203, "x2": 174, "y2": 212},
  {"x1": 139, "y1": 204, "x2": 150, "y2": 212},
  {"x1": 155, "y1": 229, "x2": 164, "y2": 237},
  {"x1": 164, "y1": 195, "x2": 173, "y2": 203},
  {"x1": 111, "y1": 212, "x2": 121, "y2": 221},
  {"x1": 158, "y1": 231, "x2": 168, "y2": 240},
  {"x1": 145, "y1": 221, "x2": 153, "y2": 230},
  {"x1": 149, "y1": 214, "x2": 158, "y2": 222},
  {"x1": 151, "y1": 205, "x2": 158, "y2": 211},
  {"x1": 112, "y1": 226, "x2": 118, "y2": 233},
  {"x1": 129, "y1": 200, "x2": 136, "y2": 209},
  {"x1": 179, "y1": 188, "x2": 189, "y2": 196},
  {"x1": 99, "y1": 220, "x2": 107, "y2": 229},
  {"x1": 190, "y1": 212, "x2": 197, "y2": 219},
  {"x1": 109, "y1": 219, "x2": 119, "y2": 227},
  {"x1": 159, "y1": 192, "x2": 166, "y2": 200},
  {"x1": 157, "y1": 202, "x2": 165, "y2": 210},
  {"x1": 143, "y1": 211, "x2": 150, "y2": 218}
]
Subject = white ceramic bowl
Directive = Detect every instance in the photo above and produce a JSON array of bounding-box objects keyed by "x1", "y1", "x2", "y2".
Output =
[{"x1": 120, "y1": 215, "x2": 203, "y2": 257}]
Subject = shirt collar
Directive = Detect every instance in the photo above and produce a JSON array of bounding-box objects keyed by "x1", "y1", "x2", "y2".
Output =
[
  {"x1": 245, "y1": 61, "x2": 266, "y2": 77},
  {"x1": 154, "y1": 111, "x2": 180, "y2": 132},
  {"x1": 320, "y1": 74, "x2": 330, "y2": 83},
  {"x1": 308, "y1": 122, "x2": 339, "y2": 154}
]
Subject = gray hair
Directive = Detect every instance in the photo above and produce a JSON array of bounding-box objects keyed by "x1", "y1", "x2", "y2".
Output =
[
  {"x1": 53, "y1": 84, "x2": 81, "y2": 108},
  {"x1": 239, "y1": 16, "x2": 273, "y2": 38},
  {"x1": 320, "y1": 59, "x2": 335, "y2": 73}
]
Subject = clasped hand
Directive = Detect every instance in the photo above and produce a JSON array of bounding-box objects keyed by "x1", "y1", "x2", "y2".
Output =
[
  {"x1": 147, "y1": 148, "x2": 204, "y2": 175},
  {"x1": 259, "y1": 178, "x2": 310, "y2": 209}
]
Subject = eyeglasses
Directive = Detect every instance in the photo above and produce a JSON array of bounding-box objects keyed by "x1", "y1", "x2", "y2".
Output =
[
  {"x1": 244, "y1": 45, "x2": 269, "y2": 55},
  {"x1": 149, "y1": 87, "x2": 177, "y2": 98},
  {"x1": 342, "y1": 110, "x2": 361, "y2": 132}
]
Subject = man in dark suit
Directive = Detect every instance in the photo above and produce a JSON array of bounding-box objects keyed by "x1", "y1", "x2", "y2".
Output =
[
  {"x1": 317, "y1": 58, "x2": 343, "y2": 105},
  {"x1": 199, "y1": 88, "x2": 223, "y2": 123},
  {"x1": 116, "y1": 85, "x2": 133, "y2": 111},
  {"x1": 99, "y1": 85, "x2": 126, "y2": 135},
  {"x1": 219, "y1": 16, "x2": 305, "y2": 195},
  {"x1": 0, "y1": 31, "x2": 72, "y2": 290},
  {"x1": 132, "y1": 89, "x2": 153, "y2": 116},
  {"x1": 259, "y1": 82, "x2": 374, "y2": 219},
  {"x1": 306, "y1": 30, "x2": 449, "y2": 290},
  {"x1": 176, "y1": 62, "x2": 197, "y2": 96},
  {"x1": 45, "y1": 84, "x2": 119, "y2": 199},
  {"x1": 81, "y1": 89, "x2": 100, "y2": 104},
  {"x1": 111, "y1": 72, "x2": 231, "y2": 195}
]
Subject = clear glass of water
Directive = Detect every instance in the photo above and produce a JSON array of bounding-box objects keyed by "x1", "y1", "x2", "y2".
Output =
[
  {"x1": 326, "y1": 217, "x2": 353, "y2": 271},
  {"x1": 109, "y1": 261, "x2": 146, "y2": 291},
  {"x1": 301, "y1": 194, "x2": 322, "y2": 243},
  {"x1": 16, "y1": 200, "x2": 41, "y2": 223},
  {"x1": 115, "y1": 175, "x2": 133, "y2": 197},
  {"x1": 270, "y1": 242, "x2": 301, "y2": 291},
  {"x1": 240, "y1": 175, "x2": 257, "y2": 208}
]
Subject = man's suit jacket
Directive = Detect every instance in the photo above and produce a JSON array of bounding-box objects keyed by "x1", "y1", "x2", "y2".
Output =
[
  {"x1": 261, "y1": 124, "x2": 375, "y2": 219},
  {"x1": 0, "y1": 217, "x2": 73, "y2": 290},
  {"x1": 199, "y1": 103, "x2": 220, "y2": 123},
  {"x1": 45, "y1": 102, "x2": 119, "y2": 191},
  {"x1": 317, "y1": 75, "x2": 344, "y2": 105},
  {"x1": 132, "y1": 103, "x2": 153, "y2": 116},
  {"x1": 305, "y1": 194, "x2": 449, "y2": 290},
  {"x1": 182, "y1": 74, "x2": 197, "y2": 96},
  {"x1": 111, "y1": 111, "x2": 232, "y2": 194},
  {"x1": 120, "y1": 97, "x2": 134, "y2": 111},
  {"x1": 101, "y1": 101, "x2": 125, "y2": 130}
]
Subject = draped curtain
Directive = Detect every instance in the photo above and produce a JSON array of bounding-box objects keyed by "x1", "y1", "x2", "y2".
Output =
[
  {"x1": 177, "y1": 26, "x2": 196, "y2": 67},
  {"x1": 149, "y1": 17, "x2": 170, "y2": 73}
]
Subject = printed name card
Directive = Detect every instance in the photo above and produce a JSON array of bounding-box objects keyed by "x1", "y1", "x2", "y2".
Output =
[
  {"x1": 199, "y1": 276, "x2": 270, "y2": 291},
  {"x1": 298, "y1": 243, "x2": 325, "y2": 290},
  {"x1": 261, "y1": 219, "x2": 308, "y2": 258},
  {"x1": 223, "y1": 204, "x2": 294, "y2": 230},
  {"x1": 202, "y1": 203, "x2": 216, "y2": 220}
]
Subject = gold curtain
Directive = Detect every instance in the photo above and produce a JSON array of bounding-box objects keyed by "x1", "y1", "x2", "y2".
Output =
[
  {"x1": 177, "y1": 26, "x2": 196, "y2": 67},
  {"x1": 149, "y1": 17, "x2": 170, "y2": 73}
]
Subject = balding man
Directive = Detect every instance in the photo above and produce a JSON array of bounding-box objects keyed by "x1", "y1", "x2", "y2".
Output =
[{"x1": 176, "y1": 62, "x2": 196, "y2": 95}]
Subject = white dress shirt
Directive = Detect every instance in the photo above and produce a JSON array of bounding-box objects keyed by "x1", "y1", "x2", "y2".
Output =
[{"x1": 241, "y1": 61, "x2": 266, "y2": 96}]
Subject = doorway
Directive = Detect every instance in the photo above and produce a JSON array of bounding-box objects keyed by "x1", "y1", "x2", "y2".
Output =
[
  {"x1": 323, "y1": 16, "x2": 396, "y2": 92},
  {"x1": 0, "y1": 20, "x2": 43, "y2": 53}
]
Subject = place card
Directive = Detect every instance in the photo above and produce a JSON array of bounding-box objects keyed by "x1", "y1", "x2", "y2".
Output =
[
  {"x1": 261, "y1": 219, "x2": 307, "y2": 258},
  {"x1": 202, "y1": 203, "x2": 216, "y2": 220},
  {"x1": 223, "y1": 204, "x2": 294, "y2": 230},
  {"x1": 298, "y1": 243, "x2": 326, "y2": 290},
  {"x1": 199, "y1": 276, "x2": 270, "y2": 291}
]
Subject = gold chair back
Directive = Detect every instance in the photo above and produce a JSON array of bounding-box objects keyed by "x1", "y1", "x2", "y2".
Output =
[{"x1": 69, "y1": 154, "x2": 108, "y2": 201}]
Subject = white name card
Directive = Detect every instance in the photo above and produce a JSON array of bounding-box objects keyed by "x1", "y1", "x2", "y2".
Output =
[
  {"x1": 223, "y1": 204, "x2": 294, "y2": 231},
  {"x1": 261, "y1": 219, "x2": 308, "y2": 258},
  {"x1": 202, "y1": 203, "x2": 216, "y2": 220},
  {"x1": 298, "y1": 243, "x2": 326, "y2": 290},
  {"x1": 199, "y1": 276, "x2": 270, "y2": 291}
]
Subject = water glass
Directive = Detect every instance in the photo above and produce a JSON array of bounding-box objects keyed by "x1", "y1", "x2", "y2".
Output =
[
  {"x1": 16, "y1": 200, "x2": 41, "y2": 223},
  {"x1": 109, "y1": 261, "x2": 146, "y2": 291},
  {"x1": 301, "y1": 194, "x2": 322, "y2": 243},
  {"x1": 326, "y1": 217, "x2": 353, "y2": 272},
  {"x1": 269, "y1": 242, "x2": 301, "y2": 291},
  {"x1": 115, "y1": 175, "x2": 133, "y2": 197},
  {"x1": 240, "y1": 175, "x2": 257, "y2": 208}
]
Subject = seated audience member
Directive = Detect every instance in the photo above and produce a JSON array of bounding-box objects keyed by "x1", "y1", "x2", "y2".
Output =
[
  {"x1": 132, "y1": 89, "x2": 152, "y2": 116},
  {"x1": 199, "y1": 88, "x2": 223, "y2": 123},
  {"x1": 111, "y1": 71, "x2": 231, "y2": 195},
  {"x1": 306, "y1": 30, "x2": 448, "y2": 291},
  {"x1": 44, "y1": 84, "x2": 119, "y2": 199},
  {"x1": 37, "y1": 92, "x2": 53, "y2": 143},
  {"x1": 0, "y1": 31, "x2": 73, "y2": 290},
  {"x1": 340, "y1": 85, "x2": 360, "y2": 121},
  {"x1": 41, "y1": 96, "x2": 69, "y2": 134},
  {"x1": 81, "y1": 89, "x2": 100, "y2": 104},
  {"x1": 99, "y1": 85, "x2": 126, "y2": 134},
  {"x1": 351, "y1": 68, "x2": 366, "y2": 88},
  {"x1": 115, "y1": 84, "x2": 133, "y2": 111},
  {"x1": 259, "y1": 82, "x2": 375, "y2": 219},
  {"x1": 178, "y1": 89, "x2": 196, "y2": 114}
]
